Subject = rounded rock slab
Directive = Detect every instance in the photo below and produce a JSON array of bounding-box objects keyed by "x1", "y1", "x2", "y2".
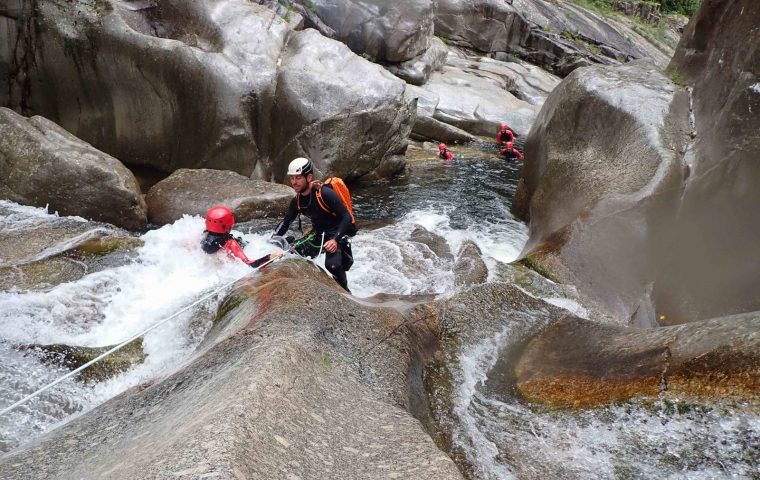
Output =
[{"x1": 145, "y1": 169, "x2": 294, "y2": 225}]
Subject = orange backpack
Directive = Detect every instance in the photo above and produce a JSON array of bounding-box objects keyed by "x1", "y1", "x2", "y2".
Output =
[{"x1": 298, "y1": 177, "x2": 358, "y2": 236}]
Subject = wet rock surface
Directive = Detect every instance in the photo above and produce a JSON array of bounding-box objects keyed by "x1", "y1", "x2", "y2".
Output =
[
  {"x1": 1, "y1": 0, "x2": 412, "y2": 182},
  {"x1": 145, "y1": 169, "x2": 293, "y2": 226},
  {"x1": 0, "y1": 202, "x2": 135, "y2": 272},
  {"x1": 417, "y1": 282, "x2": 569, "y2": 473},
  {"x1": 0, "y1": 108, "x2": 147, "y2": 230},
  {"x1": 418, "y1": 63, "x2": 540, "y2": 137},
  {"x1": 513, "y1": 60, "x2": 691, "y2": 325},
  {"x1": 271, "y1": 28, "x2": 414, "y2": 182},
  {"x1": 513, "y1": 312, "x2": 760, "y2": 408},
  {"x1": 18, "y1": 339, "x2": 146, "y2": 384},
  {"x1": 435, "y1": 0, "x2": 674, "y2": 77},
  {"x1": 0, "y1": 260, "x2": 463, "y2": 479},
  {"x1": 514, "y1": 0, "x2": 760, "y2": 325},
  {"x1": 452, "y1": 240, "x2": 488, "y2": 287},
  {"x1": 0, "y1": 235, "x2": 143, "y2": 291},
  {"x1": 3, "y1": 0, "x2": 288, "y2": 176},
  {"x1": 289, "y1": 0, "x2": 436, "y2": 63},
  {"x1": 386, "y1": 37, "x2": 448, "y2": 86}
]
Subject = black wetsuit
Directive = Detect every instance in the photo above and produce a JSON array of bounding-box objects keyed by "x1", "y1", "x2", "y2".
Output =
[
  {"x1": 200, "y1": 232, "x2": 274, "y2": 268},
  {"x1": 275, "y1": 185, "x2": 354, "y2": 291}
]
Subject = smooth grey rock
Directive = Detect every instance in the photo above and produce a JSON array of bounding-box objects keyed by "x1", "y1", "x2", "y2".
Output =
[
  {"x1": 0, "y1": 108, "x2": 147, "y2": 230},
  {"x1": 515, "y1": 0, "x2": 760, "y2": 325},
  {"x1": 386, "y1": 37, "x2": 448, "y2": 86},
  {"x1": 658, "y1": 0, "x2": 760, "y2": 323},
  {"x1": 514, "y1": 312, "x2": 760, "y2": 407},
  {"x1": 410, "y1": 115, "x2": 480, "y2": 144},
  {"x1": 444, "y1": 52, "x2": 561, "y2": 106},
  {"x1": 0, "y1": 203, "x2": 122, "y2": 268},
  {"x1": 435, "y1": 0, "x2": 527, "y2": 53},
  {"x1": 0, "y1": 234, "x2": 143, "y2": 291},
  {"x1": 145, "y1": 168, "x2": 293, "y2": 226},
  {"x1": 2, "y1": 0, "x2": 413, "y2": 182},
  {"x1": 513, "y1": 60, "x2": 692, "y2": 324},
  {"x1": 286, "y1": 0, "x2": 436, "y2": 62},
  {"x1": 18, "y1": 339, "x2": 146, "y2": 384},
  {"x1": 434, "y1": 0, "x2": 674, "y2": 77},
  {"x1": 271, "y1": 29, "x2": 413, "y2": 182},
  {"x1": 423, "y1": 66, "x2": 540, "y2": 136},
  {"x1": 453, "y1": 240, "x2": 488, "y2": 287},
  {"x1": 410, "y1": 225, "x2": 454, "y2": 261},
  {"x1": 0, "y1": 261, "x2": 463, "y2": 479},
  {"x1": 515, "y1": 0, "x2": 672, "y2": 66},
  {"x1": 2, "y1": 0, "x2": 290, "y2": 176},
  {"x1": 522, "y1": 28, "x2": 615, "y2": 77}
]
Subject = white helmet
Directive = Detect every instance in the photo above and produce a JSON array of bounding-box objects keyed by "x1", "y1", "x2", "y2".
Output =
[{"x1": 287, "y1": 157, "x2": 313, "y2": 176}]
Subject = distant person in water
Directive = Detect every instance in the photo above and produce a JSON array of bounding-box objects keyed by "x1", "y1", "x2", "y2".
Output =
[
  {"x1": 496, "y1": 123, "x2": 515, "y2": 146},
  {"x1": 438, "y1": 143, "x2": 454, "y2": 161},
  {"x1": 200, "y1": 205, "x2": 282, "y2": 268},
  {"x1": 499, "y1": 140, "x2": 523, "y2": 161}
]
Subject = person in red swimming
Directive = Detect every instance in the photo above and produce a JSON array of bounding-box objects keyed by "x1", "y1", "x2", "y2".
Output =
[
  {"x1": 200, "y1": 205, "x2": 283, "y2": 268},
  {"x1": 499, "y1": 140, "x2": 523, "y2": 161},
  {"x1": 438, "y1": 143, "x2": 454, "y2": 161},
  {"x1": 496, "y1": 123, "x2": 515, "y2": 146}
]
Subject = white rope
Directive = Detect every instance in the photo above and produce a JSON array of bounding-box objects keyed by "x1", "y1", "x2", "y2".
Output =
[{"x1": 0, "y1": 268, "x2": 258, "y2": 418}]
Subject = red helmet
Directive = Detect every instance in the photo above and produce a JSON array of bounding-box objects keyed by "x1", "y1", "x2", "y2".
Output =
[
  {"x1": 506, "y1": 141, "x2": 514, "y2": 149},
  {"x1": 500, "y1": 123, "x2": 509, "y2": 130},
  {"x1": 205, "y1": 205, "x2": 235, "y2": 234},
  {"x1": 438, "y1": 143, "x2": 447, "y2": 150}
]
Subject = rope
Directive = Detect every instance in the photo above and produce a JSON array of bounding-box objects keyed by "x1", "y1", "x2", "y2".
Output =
[{"x1": 0, "y1": 265, "x2": 264, "y2": 418}]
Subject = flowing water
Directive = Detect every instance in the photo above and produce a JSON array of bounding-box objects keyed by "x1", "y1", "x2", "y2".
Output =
[{"x1": 0, "y1": 146, "x2": 758, "y2": 478}]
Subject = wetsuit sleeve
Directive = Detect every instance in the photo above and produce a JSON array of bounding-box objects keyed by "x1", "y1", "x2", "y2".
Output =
[
  {"x1": 514, "y1": 149, "x2": 523, "y2": 159},
  {"x1": 248, "y1": 254, "x2": 273, "y2": 268},
  {"x1": 223, "y1": 238, "x2": 253, "y2": 264},
  {"x1": 445, "y1": 151, "x2": 454, "y2": 160},
  {"x1": 319, "y1": 187, "x2": 352, "y2": 240},
  {"x1": 274, "y1": 197, "x2": 298, "y2": 237}
]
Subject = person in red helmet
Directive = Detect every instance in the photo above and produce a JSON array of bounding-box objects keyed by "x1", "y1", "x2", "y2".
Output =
[
  {"x1": 200, "y1": 205, "x2": 282, "y2": 268},
  {"x1": 499, "y1": 140, "x2": 523, "y2": 161},
  {"x1": 438, "y1": 143, "x2": 454, "y2": 161},
  {"x1": 496, "y1": 123, "x2": 515, "y2": 145}
]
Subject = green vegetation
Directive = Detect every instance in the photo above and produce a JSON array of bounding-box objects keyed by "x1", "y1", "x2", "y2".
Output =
[
  {"x1": 320, "y1": 352, "x2": 332, "y2": 368},
  {"x1": 668, "y1": 67, "x2": 687, "y2": 85},
  {"x1": 631, "y1": 21, "x2": 672, "y2": 51},
  {"x1": 569, "y1": 0, "x2": 701, "y2": 16},
  {"x1": 305, "y1": 1, "x2": 318, "y2": 14},
  {"x1": 659, "y1": 0, "x2": 701, "y2": 15}
]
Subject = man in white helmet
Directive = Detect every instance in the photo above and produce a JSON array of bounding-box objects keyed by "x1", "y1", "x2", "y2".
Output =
[{"x1": 274, "y1": 157, "x2": 355, "y2": 292}]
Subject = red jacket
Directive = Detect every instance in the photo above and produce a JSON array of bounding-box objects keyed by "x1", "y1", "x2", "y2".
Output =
[
  {"x1": 499, "y1": 144, "x2": 523, "y2": 160},
  {"x1": 439, "y1": 149, "x2": 454, "y2": 160},
  {"x1": 497, "y1": 129, "x2": 514, "y2": 145}
]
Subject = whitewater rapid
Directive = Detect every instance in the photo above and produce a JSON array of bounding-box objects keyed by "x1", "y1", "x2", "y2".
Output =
[{"x1": 0, "y1": 199, "x2": 528, "y2": 452}]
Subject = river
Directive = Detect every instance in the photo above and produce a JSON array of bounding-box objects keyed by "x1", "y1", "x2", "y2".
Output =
[{"x1": 0, "y1": 145, "x2": 757, "y2": 478}]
